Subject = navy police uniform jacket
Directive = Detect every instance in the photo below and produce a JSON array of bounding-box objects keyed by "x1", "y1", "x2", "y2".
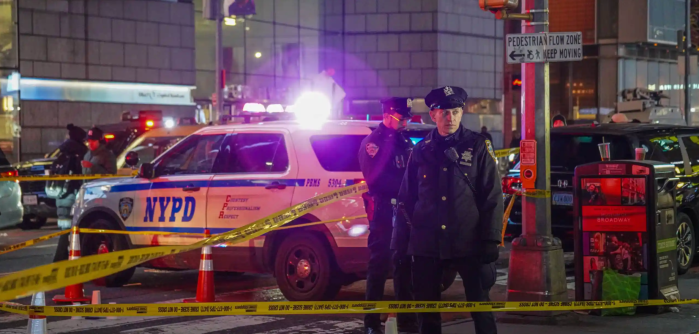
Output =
[
  {"x1": 392, "y1": 126, "x2": 504, "y2": 259},
  {"x1": 358, "y1": 123, "x2": 413, "y2": 226}
]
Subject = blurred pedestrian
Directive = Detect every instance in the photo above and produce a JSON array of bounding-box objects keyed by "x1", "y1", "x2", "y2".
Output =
[
  {"x1": 509, "y1": 130, "x2": 521, "y2": 148},
  {"x1": 359, "y1": 97, "x2": 418, "y2": 334},
  {"x1": 81, "y1": 127, "x2": 116, "y2": 175},
  {"x1": 49, "y1": 123, "x2": 87, "y2": 262},
  {"x1": 394, "y1": 86, "x2": 503, "y2": 334},
  {"x1": 480, "y1": 126, "x2": 493, "y2": 142}
]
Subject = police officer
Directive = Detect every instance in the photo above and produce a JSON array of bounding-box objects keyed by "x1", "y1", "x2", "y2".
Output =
[
  {"x1": 358, "y1": 97, "x2": 418, "y2": 334},
  {"x1": 394, "y1": 87, "x2": 503, "y2": 334}
]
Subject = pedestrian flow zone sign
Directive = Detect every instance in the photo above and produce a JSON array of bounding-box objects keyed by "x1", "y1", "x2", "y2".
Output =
[{"x1": 506, "y1": 32, "x2": 583, "y2": 64}]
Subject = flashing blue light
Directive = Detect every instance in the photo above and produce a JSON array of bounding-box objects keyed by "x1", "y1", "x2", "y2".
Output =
[{"x1": 410, "y1": 137, "x2": 423, "y2": 145}]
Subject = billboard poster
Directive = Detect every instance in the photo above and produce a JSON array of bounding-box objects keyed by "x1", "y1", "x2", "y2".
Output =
[{"x1": 580, "y1": 177, "x2": 648, "y2": 288}]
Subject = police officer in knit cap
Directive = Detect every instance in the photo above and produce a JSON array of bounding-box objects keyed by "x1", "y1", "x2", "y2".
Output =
[
  {"x1": 358, "y1": 97, "x2": 418, "y2": 334},
  {"x1": 393, "y1": 87, "x2": 503, "y2": 334}
]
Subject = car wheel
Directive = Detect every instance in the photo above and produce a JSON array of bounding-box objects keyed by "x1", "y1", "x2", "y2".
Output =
[
  {"x1": 274, "y1": 232, "x2": 341, "y2": 301},
  {"x1": 18, "y1": 215, "x2": 47, "y2": 230},
  {"x1": 80, "y1": 219, "x2": 136, "y2": 287},
  {"x1": 441, "y1": 268, "x2": 458, "y2": 292},
  {"x1": 677, "y1": 212, "x2": 695, "y2": 275}
]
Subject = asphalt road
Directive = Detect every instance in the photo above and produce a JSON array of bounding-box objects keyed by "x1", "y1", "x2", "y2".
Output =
[{"x1": 0, "y1": 224, "x2": 594, "y2": 333}]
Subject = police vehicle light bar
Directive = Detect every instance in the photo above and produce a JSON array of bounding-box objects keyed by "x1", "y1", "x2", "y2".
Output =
[{"x1": 243, "y1": 103, "x2": 266, "y2": 113}]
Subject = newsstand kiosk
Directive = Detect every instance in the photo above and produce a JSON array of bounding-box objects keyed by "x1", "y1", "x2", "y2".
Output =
[{"x1": 574, "y1": 161, "x2": 680, "y2": 309}]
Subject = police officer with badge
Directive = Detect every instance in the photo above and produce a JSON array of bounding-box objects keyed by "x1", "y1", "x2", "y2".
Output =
[
  {"x1": 358, "y1": 97, "x2": 418, "y2": 334},
  {"x1": 394, "y1": 87, "x2": 503, "y2": 334}
]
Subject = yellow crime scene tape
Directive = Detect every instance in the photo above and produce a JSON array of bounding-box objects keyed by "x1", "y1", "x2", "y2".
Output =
[
  {"x1": 0, "y1": 183, "x2": 368, "y2": 301},
  {"x1": 0, "y1": 230, "x2": 71, "y2": 256},
  {"x1": 517, "y1": 189, "x2": 552, "y2": 198},
  {"x1": 494, "y1": 147, "x2": 519, "y2": 159},
  {"x1": 0, "y1": 299, "x2": 696, "y2": 317}
]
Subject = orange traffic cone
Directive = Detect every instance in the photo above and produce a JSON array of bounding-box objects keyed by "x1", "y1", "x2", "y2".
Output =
[
  {"x1": 53, "y1": 226, "x2": 91, "y2": 304},
  {"x1": 183, "y1": 230, "x2": 217, "y2": 303}
]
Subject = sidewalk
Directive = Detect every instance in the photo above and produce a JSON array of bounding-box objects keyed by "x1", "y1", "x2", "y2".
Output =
[{"x1": 442, "y1": 268, "x2": 699, "y2": 334}]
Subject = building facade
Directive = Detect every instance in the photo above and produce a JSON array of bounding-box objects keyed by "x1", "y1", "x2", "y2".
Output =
[
  {"x1": 1, "y1": 0, "x2": 197, "y2": 162},
  {"x1": 193, "y1": 0, "x2": 506, "y2": 147}
]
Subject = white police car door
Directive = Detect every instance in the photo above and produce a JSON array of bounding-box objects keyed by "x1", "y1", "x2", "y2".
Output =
[
  {"x1": 206, "y1": 130, "x2": 297, "y2": 243},
  {"x1": 133, "y1": 133, "x2": 226, "y2": 245}
]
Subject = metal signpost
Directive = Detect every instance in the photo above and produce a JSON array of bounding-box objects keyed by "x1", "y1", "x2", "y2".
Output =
[{"x1": 505, "y1": 0, "x2": 584, "y2": 313}]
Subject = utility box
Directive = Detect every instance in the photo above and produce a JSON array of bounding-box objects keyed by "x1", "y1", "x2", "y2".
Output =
[{"x1": 574, "y1": 161, "x2": 680, "y2": 308}]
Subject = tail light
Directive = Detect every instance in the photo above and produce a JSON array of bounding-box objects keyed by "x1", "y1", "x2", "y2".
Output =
[
  {"x1": 351, "y1": 178, "x2": 365, "y2": 185},
  {"x1": 104, "y1": 134, "x2": 115, "y2": 141},
  {"x1": 501, "y1": 176, "x2": 521, "y2": 195},
  {"x1": 145, "y1": 120, "x2": 155, "y2": 128},
  {"x1": 0, "y1": 170, "x2": 18, "y2": 178}
]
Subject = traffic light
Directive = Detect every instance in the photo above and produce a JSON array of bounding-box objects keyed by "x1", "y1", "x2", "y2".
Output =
[
  {"x1": 678, "y1": 30, "x2": 686, "y2": 53},
  {"x1": 479, "y1": 0, "x2": 519, "y2": 12},
  {"x1": 511, "y1": 75, "x2": 522, "y2": 91}
]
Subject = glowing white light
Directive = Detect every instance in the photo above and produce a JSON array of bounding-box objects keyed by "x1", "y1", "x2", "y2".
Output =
[
  {"x1": 348, "y1": 224, "x2": 368, "y2": 237},
  {"x1": 224, "y1": 17, "x2": 236, "y2": 26},
  {"x1": 292, "y1": 92, "x2": 331, "y2": 125},
  {"x1": 266, "y1": 104, "x2": 284, "y2": 113},
  {"x1": 692, "y1": 108, "x2": 696, "y2": 113},
  {"x1": 164, "y1": 118, "x2": 175, "y2": 128},
  {"x1": 243, "y1": 103, "x2": 266, "y2": 112},
  {"x1": 254, "y1": 52, "x2": 262, "y2": 58},
  {"x1": 508, "y1": 154, "x2": 515, "y2": 161}
]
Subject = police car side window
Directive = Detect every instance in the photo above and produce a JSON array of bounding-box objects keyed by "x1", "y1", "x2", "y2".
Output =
[
  {"x1": 214, "y1": 133, "x2": 289, "y2": 173},
  {"x1": 156, "y1": 134, "x2": 224, "y2": 176}
]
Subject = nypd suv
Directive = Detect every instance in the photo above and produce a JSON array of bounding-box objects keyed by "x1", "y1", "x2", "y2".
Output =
[{"x1": 71, "y1": 120, "x2": 438, "y2": 301}]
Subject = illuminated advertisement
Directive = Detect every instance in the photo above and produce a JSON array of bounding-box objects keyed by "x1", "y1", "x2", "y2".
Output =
[{"x1": 580, "y1": 177, "x2": 648, "y2": 285}]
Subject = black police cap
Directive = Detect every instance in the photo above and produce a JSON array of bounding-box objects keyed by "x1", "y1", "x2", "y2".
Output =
[
  {"x1": 424, "y1": 86, "x2": 468, "y2": 110},
  {"x1": 381, "y1": 97, "x2": 413, "y2": 118}
]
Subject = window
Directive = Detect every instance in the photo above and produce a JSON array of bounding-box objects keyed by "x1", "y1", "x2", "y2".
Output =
[
  {"x1": 681, "y1": 135, "x2": 699, "y2": 174},
  {"x1": 215, "y1": 133, "x2": 289, "y2": 173},
  {"x1": 119, "y1": 136, "x2": 184, "y2": 169},
  {"x1": 311, "y1": 129, "x2": 431, "y2": 172},
  {"x1": 642, "y1": 135, "x2": 685, "y2": 174},
  {"x1": 550, "y1": 134, "x2": 632, "y2": 172},
  {"x1": 155, "y1": 134, "x2": 225, "y2": 176},
  {"x1": 311, "y1": 135, "x2": 365, "y2": 172}
]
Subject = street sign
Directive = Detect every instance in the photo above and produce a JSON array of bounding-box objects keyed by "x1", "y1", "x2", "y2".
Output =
[{"x1": 506, "y1": 32, "x2": 583, "y2": 64}]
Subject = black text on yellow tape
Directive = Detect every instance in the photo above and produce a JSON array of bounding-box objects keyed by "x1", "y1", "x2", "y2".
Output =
[
  {"x1": 0, "y1": 174, "x2": 126, "y2": 183},
  {"x1": 0, "y1": 183, "x2": 368, "y2": 301},
  {"x1": 494, "y1": 147, "x2": 519, "y2": 158},
  {"x1": 1, "y1": 299, "x2": 696, "y2": 317},
  {"x1": 0, "y1": 229, "x2": 70, "y2": 256},
  {"x1": 517, "y1": 189, "x2": 552, "y2": 198}
]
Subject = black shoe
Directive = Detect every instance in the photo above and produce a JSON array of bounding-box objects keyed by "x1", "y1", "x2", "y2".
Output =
[
  {"x1": 366, "y1": 327, "x2": 384, "y2": 334},
  {"x1": 397, "y1": 322, "x2": 419, "y2": 334}
]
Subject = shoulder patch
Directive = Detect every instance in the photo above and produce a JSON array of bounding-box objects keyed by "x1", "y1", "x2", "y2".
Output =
[
  {"x1": 366, "y1": 143, "x2": 379, "y2": 158},
  {"x1": 485, "y1": 140, "x2": 497, "y2": 162}
]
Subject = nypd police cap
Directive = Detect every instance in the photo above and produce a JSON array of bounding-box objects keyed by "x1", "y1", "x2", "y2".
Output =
[
  {"x1": 381, "y1": 97, "x2": 413, "y2": 118},
  {"x1": 425, "y1": 86, "x2": 468, "y2": 110}
]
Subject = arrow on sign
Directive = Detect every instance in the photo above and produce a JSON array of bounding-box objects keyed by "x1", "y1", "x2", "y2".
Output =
[{"x1": 509, "y1": 50, "x2": 524, "y2": 61}]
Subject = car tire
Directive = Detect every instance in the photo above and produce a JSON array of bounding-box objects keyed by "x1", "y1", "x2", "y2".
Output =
[
  {"x1": 80, "y1": 219, "x2": 136, "y2": 287},
  {"x1": 274, "y1": 232, "x2": 341, "y2": 301},
  {"x1": 18, "y1": 215, "x2": 47, "y2": 230},
  {"x1": 441, "y1": 268, "x2": 458, "y2": 292},
  {"x1": 677, "y1": 212, "x2": 695, "y2": 275}
]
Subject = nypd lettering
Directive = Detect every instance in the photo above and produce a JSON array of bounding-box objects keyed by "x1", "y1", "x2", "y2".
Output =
[{"x1": 143, "y1": 197, "x2": 196, "y2": 223}]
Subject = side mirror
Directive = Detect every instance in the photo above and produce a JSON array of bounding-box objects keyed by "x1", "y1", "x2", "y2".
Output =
[
  {"x1": 125, "y1": 151, "x2": 139, "y2": 167},
  {"x1": 139, "y1": 163, "x2": 154, "y2": 179}
]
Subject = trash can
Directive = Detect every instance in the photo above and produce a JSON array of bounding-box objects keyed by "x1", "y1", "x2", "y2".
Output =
[{"x1": 574, "y1": 160, "x2": 680, "y2": 310}]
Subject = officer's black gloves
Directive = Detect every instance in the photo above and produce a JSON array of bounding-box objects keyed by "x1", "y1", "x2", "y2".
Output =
[{"x1": 481, "y1": 242, "x2": 500, "y2": 264}]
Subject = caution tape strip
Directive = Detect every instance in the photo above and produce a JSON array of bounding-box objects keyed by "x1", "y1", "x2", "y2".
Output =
[
  {"x1": 517, "y1": 189, "x2": 552, "y2": 198},
  {"x1": 494, "y1": 147, "x2": 519, "y2": 158},
  {"x1": 0, "y1": 299, "x2": 695, "y2": 317},
  {"x1": 0, "y1": 174, "x2": 127, "y2": 182},
  {"x1": 0, "y1": 230, "x2": 70, "y2": 256},
  {"x1": 0, "y1": 183, "x2": 368, "y2": 301}
]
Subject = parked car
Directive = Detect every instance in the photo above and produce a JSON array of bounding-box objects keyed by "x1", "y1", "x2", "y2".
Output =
[{"x1": 502, "y1": 123, "x2": 699, "y2": 274}]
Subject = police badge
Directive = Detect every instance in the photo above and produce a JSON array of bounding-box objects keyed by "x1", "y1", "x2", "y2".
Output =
[
  {"x1": 119, "y1": 198, "x2": 134, "y2": 220},
  {"x1": 485, "y1": 140, "x2": 497, "y2": 162},
  {"x1": 366, "y1": 143, "x2": 379, "y2": 158}
]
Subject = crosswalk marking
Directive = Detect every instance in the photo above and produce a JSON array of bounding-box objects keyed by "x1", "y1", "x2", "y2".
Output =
[{"x1": 121, "y1": 316, "x2": 282, "y2": 333}]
